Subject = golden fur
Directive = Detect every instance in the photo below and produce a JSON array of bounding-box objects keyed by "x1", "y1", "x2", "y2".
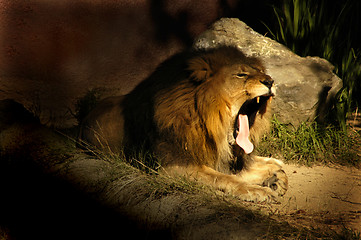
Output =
[{"x1": 79, "y1": 47, "x2": 288, "y2": 203}]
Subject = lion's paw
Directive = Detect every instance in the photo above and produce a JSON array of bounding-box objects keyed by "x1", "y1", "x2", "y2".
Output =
[
  {"x1": 236, "y1": 185, "x2": 279, "y2": 204},
  {"x1": 262, "y1": 169, "x2": 288, "y2": 196},
  {"x1": 259, "y1": 156, "x2": 284, "y2": 168}
]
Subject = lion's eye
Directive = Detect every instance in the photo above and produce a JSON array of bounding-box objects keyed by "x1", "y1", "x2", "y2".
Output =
[{"x1": 236, "y1": 73, "x2": 248, "y2": 78}]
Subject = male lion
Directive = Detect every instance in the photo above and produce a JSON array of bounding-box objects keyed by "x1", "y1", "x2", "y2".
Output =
[{"x1": 79, "y1": 46, "x2": 288, "y2": 203}]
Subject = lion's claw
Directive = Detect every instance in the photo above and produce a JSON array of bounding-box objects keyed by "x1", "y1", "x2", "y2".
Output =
[
  {"x1": 236, "y1": 185, "x2": 280, "y2": 204},
  {"x1": 262, "y1": 169, "x2": 288, "y2": 196}
]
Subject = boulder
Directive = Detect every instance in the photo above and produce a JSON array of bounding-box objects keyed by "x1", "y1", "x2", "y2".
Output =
[{"x1": 194, "y1": 18, "x2": 342, "y2": 126}]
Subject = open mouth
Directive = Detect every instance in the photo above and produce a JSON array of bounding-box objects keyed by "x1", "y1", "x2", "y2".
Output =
[{"x1": 233, "y1": 94, "x2": 274, "y2": 154}]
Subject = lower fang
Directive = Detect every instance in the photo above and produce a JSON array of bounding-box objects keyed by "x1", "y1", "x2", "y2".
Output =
[{"x1": 269, "y1": 96, "x2": 272, "y2": 103}]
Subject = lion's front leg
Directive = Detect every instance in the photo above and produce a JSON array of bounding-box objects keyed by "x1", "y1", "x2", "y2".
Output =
[
  {"x1": 163, "y1": 164, "x2": 279, "y2": 203},
  {"x1": 238, "y1": 156, "x2": 288, "y2": 197}
]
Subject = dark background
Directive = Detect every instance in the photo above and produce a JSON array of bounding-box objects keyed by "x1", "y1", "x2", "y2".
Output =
[{"x1": 0, "y1": 0, "x2": 278, "y2": 127}]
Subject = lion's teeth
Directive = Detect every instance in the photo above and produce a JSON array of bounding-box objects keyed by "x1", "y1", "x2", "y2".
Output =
[
  {"x1": 269, "y1": 96, "x2": 272, "y2": 103},
  {"x1": 256, "y1": 97, "x2": 260, "y2": 103}
]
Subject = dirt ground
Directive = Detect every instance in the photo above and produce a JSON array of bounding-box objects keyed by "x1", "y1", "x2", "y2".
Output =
[{"x1": 260, "y1": 163, "x2": 361, "y2": 232}]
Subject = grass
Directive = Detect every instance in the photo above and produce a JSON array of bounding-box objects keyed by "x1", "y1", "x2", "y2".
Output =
[{"x1": 257, "y1": 116, "x2": 361, "y2": 166}]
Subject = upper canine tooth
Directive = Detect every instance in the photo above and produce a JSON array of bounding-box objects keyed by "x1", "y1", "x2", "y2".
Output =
[{"x1": 256, "y1": 97, "x2": 260, "y2": 103}]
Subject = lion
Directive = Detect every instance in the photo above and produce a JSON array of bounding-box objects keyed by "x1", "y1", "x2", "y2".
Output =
[{"x1": 79, "y1": 46, "x2": 288, "y2": 203}]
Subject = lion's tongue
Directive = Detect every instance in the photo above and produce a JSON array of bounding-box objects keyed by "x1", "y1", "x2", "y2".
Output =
[{"x1": 236, "y1": 114, "x2": 254, "y2": 154}]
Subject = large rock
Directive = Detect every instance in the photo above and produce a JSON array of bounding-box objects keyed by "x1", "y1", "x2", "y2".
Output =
[{"x1": 194, "y1": 18, "x2": 342, "y2": 126}]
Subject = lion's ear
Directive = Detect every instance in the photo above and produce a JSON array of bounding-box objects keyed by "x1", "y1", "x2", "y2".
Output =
[{"x1": 188, "y1": 56, "x2": 213, "y2": 82}]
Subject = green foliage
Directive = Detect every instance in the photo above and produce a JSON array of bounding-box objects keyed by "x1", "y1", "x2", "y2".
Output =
[
  {"x1": 264, "y1": 0, "x2": 324, "y2": 55},
  {"x1": 264, "y1": 0, "x2": 361, "y2": 127},
  {"x1": 257, "y1": 116, "x2": 361, "y2": 166}
]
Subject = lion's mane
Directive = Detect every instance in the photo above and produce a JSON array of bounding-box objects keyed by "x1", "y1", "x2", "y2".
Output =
[{"x1": 79, "y1": 47, "x2": 288, "y2": 203}]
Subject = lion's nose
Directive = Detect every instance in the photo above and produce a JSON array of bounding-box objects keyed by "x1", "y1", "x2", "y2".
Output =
[{"x1": 261, "y1": 77, "x2": 274, "y2": 89}]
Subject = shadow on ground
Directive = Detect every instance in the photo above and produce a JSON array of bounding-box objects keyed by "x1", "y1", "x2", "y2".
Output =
[{"x1": 0, "y1": 159, "x2": 170, "y2": 240}]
